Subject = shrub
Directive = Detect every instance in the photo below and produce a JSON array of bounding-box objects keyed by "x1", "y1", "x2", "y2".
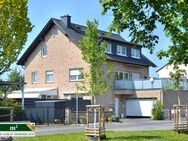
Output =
[
  {"x1": 111, "y1": 115, "x2": 120, "y2": 122},
  {"x1": 152, "y1": 101, "x2": 163, "y2": 120},
  {"x1": 0, "y1": 99, "x2": 23, "y2": 121},
  {"x1": 79, "y1": 115, "x2": 86, "y2": 124}
]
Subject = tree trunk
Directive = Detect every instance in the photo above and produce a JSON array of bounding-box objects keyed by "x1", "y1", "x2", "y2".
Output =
[
  {"x1": 177, "y1": 92, "x2": 181, "y2": 123},
  {"x1": 93, "y1": 96, "x2": 97, "y2": 128},
  {"x1": 177, "y1": 92, "x2": 181, "y2": 105}
]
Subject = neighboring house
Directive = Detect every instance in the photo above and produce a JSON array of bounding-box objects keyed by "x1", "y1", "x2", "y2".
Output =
[
  {"x1": 15, "y1": 15, "x2": 187, "y2": 118},
  {"x1": 157, "y1": 63, "x2": 188, "y2": 79}
]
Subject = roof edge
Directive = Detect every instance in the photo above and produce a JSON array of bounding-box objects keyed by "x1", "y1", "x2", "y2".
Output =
[
  {"x1": 17, "y1": 18, "x2": 55, "y2": 65},
  {"x1": 156, "y1": 63, "x2": 168, "y2": 72}
]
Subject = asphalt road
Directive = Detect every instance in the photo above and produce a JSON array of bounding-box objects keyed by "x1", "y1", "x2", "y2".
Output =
[{"x1": 35, "y1": 118, "x2": 174, "y2": 136}]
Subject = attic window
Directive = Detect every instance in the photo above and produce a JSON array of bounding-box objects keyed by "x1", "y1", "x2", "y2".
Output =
[
  {"x1": 41, "y1": 45, "x2": 47, "y2": 57},
  {"x1": 53, "y1": 27, "x2": 58, "y2": 37},
  {"x1": 131, "y1": 48, "x2": 140, "y2": 59},
  {"x1": 106, "y1": 43, "x2": 112, "y2": 54}
]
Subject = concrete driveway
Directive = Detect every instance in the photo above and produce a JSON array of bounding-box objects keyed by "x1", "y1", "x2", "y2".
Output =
[{"x1": 35, "y1": 118, "x2": 174, "y2": 136}]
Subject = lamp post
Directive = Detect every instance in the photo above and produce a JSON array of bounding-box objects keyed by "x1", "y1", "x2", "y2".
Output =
[{"x1": 150, "y1": 77, "x2": 154, "y2": 89}]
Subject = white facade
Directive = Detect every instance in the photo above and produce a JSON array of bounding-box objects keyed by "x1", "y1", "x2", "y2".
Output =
[{"x1": 157, "y1": 64, "x2": 188, "y2": 79}]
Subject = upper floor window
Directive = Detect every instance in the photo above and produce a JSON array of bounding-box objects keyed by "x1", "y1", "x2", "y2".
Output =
[
  {"x1": 46, "y1": 70, "x2": 54, "y2": 83},
  {"x1": 41, "y1": 45, "x2": 47, "y2": 57},
  {"x1": 131, "y1": 48, "x2": 140, "y2": 59},
  {"x1": 115, "y1": 71, "x2": 129, "y2": 80},
  {"x1": 32, "y1": 71, "x2": 37, "y2": 83},
  {"x1": 106, "y1": 43, "x2": 112, "y2": 54},
  {"x1": 69, "y1": 68, "x2": 83, "y2": 81},
  {"x1": 117, "y1": 45, "x2": 127, "y2": 56}
]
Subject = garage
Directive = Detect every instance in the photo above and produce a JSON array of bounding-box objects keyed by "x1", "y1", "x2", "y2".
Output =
[{"x1": 126, "y1": 99, "x2": 156, "y2": 117}]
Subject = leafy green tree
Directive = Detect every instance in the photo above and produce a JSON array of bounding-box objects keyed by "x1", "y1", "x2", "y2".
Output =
[
  {"x1": 169, "y1": 67, "x2": 186, "y2": 105},
  {"x1": 78, "y1": 19, "x2": 113, "y2": 104},
  {"x1": 0, "y1": 0, "x2": 33, "y2": 76},
  {"x1": 0, "y1": 68, "x2": 23, "y2": 99},
  {"x1": 162, "y1": 67, "x2": 186, "y2": 105},
  {"x1": 100, "y1": 1, "x2": 188, "y2": 66},
  {"x1": 8, "y1": 68, "x2": 24, "y2": 91}
]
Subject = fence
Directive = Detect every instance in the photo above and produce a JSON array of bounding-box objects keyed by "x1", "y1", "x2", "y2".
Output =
[
  {"x1": 24, "y1": 107, "x2": 65, "y2": 124},
  {"x1": 23, "y1": 107, "x2": 113, "y2": 125}
]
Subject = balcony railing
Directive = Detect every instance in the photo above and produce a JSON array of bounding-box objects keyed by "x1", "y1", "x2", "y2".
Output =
[{"x1": 114, "y1": 79, "x2": 188, "y2": 90}]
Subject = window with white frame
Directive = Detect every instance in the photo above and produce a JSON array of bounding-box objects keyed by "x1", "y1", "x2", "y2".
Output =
[
  {"x1": 115, "y1": 71, "x2": 129, "y2": 80},
  {"x1": 32, "y1": 72, "x2": 37, "y2": 83},
  {"x1": 117, "y1": 45, "x2": 127, "y2": 56},
  {"x1": 69, "y1": 68, "x2": 83, "y2": 81},
  {"x1": 46, "y1": 70, "x2": 54, "y2": 83},
  {"x1": 53, "y1": 27, "x2": 58, "y2": 37},
  {"x1": 105, "y1": 43, "x2": 112, "y2": 54},
  {"x1": 131, "y1": 48, "x2": 140, "y2": 58},
  {"x1": 41, "y1": 45, "x2": 47, "y2": 57}
]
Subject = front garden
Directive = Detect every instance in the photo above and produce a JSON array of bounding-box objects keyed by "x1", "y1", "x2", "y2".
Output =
[{"x1": 14, "y1": 130, "x2": 188, "y2": 141}]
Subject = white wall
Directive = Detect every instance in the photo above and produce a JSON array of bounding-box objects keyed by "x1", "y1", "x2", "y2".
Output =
[{"x1": 157, "y1": 64, "x2": 188, "y2": 79}]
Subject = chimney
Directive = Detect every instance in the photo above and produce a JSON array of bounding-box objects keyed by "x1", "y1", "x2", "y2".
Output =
[{"x1": 61, "y1": 15, "x2": 71, "y2": 27}]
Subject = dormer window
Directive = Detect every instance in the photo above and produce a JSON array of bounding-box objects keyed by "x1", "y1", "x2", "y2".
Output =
[
  {"x1": 106, "y1": 43, "x2": 112, "y2": 54},
  {"x1": 117, "y1": 45, "x2": 127, "y2": 56},
  {"x1": 41, "y1": 45, "x2": 47, "y2": 57},
  {"x1": 131, "y1": 48, "x2": 140, "y2": 59}
]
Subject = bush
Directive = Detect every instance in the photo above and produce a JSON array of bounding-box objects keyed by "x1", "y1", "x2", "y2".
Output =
[
  {"x1": 79, "y1": 115, "x2": 86, "y2": 124},
  {"x1": 152, "y1": 101, "x2": 163, "y2": 120},
  {"x1": 111, "y1": 115, "x2": 120, "y2": 122},
  {"x1": 0, "y1": 99, "x2": 24, "y2": 121}
]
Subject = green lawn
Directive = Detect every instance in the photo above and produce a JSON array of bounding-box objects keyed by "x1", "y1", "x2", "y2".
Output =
[{"x1": 14, "y1": 130, "x2": 188, "y2": 141}]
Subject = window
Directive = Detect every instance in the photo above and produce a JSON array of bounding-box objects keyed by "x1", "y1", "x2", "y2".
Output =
[
  {"x1": 41, "y1": 45, "x2": 47, "y2": 57},
  {"x1": 70, "y1": 68, "x2": 83, "y2": 81},
  {"x1": 32, "y1": 72, "x2": 37, "y2": 83},
  {"x1": 117, "y1": 45, "x2": 127, "y2": 56},
  {"x1": 46, "y1": 70, "x2": 54, "y2": 83},
  {"x1": 106, "y1": 43, "x2": 112, "y2": 54},
  {"x1": 131, "y1": 48, "x2": 140, "y2": 58},
  {"x1": 53, "y1": 27, "x2": 58, "y2": 37},
  {"x1": 115, "y1": 71, "x2": 129, "y2": 80},
  {"x1": 130, "y1": 73, "x2": 141, "y2": 80}
]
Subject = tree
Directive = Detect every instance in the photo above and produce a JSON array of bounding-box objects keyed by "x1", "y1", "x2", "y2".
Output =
[
  {"x1": 78, "y1": 19, "x2": 113, "y2": 104},
  {"x1": 169, "y1": 67, "x2": 186, "y2": 105},
  {"x1": 0, "y1": 68, "x2": 24, "y2": 99},
  {"x1": 100, "y1": 1, "x2": 188, "y2": 66},
  {"x1": 0, "y1": 0, "x2": 33, "y2": 76},
  {"x1": 7, "y1": 68, "x2": 24, "y2": 91}
]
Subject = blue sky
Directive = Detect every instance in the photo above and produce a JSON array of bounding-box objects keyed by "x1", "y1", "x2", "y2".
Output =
[{"x1": 2, "y1": 0, "x2": 170, "y2": 79}]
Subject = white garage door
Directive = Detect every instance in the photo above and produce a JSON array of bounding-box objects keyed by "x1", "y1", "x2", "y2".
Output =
[{"x1": 126, "y1": 99, "x2": 156, "y2": 117}]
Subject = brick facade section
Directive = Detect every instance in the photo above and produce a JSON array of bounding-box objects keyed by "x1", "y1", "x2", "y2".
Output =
[{"x1": 25, "y1": 26, "x2": 89, "y2": 98}]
